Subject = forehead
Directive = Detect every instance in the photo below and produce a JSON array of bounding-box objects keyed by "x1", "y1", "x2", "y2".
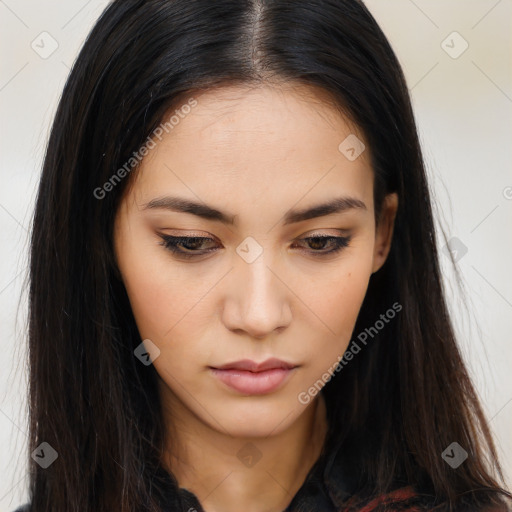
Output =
[
  {"x1": 169, "y1": 83, "x2": 363, "y2": 148},
  {"x1": 125, "y1": 83, "x2": 373, "y2": 215}
]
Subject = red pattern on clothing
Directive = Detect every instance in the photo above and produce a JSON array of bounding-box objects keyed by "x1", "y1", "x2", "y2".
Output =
[{"x1": 341, "y1": 486, "x2": 421, "y2": 511}]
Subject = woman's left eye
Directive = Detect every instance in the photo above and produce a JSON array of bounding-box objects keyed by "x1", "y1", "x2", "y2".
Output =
[
  {"x1": 158, "y1": 234, "x2": 351, "y2": 259},
  {"x1": 292, "y1": 235, "x2": 351, "y2": 256}
]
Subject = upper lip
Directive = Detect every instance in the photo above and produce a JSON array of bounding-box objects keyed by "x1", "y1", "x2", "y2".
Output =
[{"x1": 212, "y1": 358, "x2": 297, "y2": 372}]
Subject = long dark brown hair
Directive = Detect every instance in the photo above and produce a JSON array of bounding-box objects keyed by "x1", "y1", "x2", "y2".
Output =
[{"x1": 25, "y1": 0, "x2": 511, "y2": 511}]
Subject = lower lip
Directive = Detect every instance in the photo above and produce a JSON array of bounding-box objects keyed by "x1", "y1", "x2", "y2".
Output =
[{"x1": 210, "y1": 367, "x2": 295, "y2": 395}]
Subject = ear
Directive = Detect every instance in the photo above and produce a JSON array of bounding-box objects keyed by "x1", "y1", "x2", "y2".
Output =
[{"x1": 372, "y1": 192, "x2": 398, "y2": 274}]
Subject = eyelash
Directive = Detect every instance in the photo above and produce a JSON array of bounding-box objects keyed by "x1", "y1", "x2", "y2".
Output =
[{"x1": 158, "y1": 234, "x2": 351, "y2": 260}]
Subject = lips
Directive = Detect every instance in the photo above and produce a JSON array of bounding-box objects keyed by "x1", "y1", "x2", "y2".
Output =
[
  {"x1": 213, "y1": 358, "x2": 296, "y2": 372},
  {"x1": 209, "y1": 358, "x2": 298, "y2": 395}
]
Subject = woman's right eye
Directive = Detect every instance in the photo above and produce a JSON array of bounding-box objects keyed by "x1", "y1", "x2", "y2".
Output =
[{"x1": 158, "y1": 235, "x2": 220, "y2": 259}]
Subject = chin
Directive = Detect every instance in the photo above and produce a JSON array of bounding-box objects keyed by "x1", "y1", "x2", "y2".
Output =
[{"x1": 212, "y1": 399, "x2": 303, "y2": 437}]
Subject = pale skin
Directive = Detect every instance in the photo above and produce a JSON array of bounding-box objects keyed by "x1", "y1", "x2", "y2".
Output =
[{"x1": 114, "y1": 83, "x2": 398, "y2": 512}]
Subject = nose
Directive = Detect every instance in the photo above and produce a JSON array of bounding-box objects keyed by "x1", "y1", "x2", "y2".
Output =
[{"x1": 221, "y1": 253, "x2": 292, "y2": 339}]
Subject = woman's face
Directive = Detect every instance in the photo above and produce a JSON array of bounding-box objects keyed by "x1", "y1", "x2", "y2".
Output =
[{"x1": 114, "y1": 84, "x2": 397, "y2": 438}]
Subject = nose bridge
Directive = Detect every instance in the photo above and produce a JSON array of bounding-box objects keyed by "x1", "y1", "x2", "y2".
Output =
[
  {"x1": 223, "y1": 244, "x2": 291, "y2": 338},
  {"x1": 242, "y1": 254, "x2": 278, "y2": 307}
]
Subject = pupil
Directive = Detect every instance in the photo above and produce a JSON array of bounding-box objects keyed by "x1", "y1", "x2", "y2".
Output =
[
  {"x1": 310, "y1": 237, "x2": 327, "y2": 250},
  {"x1": 184, "y1": 237, "x2": 203, "y2": 250}
]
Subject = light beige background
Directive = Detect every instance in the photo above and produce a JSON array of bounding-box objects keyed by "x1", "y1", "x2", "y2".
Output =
[{"x1": 1, "y1": 0, "x2": 511, "y2": 510}]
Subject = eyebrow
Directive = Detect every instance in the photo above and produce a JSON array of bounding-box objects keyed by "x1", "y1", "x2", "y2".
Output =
[{"x1": 141, "y1": 195, "x2": 367, "y2": 225}]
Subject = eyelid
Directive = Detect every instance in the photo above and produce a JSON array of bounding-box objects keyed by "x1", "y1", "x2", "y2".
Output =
[
  {"x1": 292, "y1": 234, "x2": 351, "y2": 255},
  {"x1": 157, "y1": 231, "x2": 352, "y2": 260},
  {"x1": 301, "y1": 228, "x2": 350, "y2": 237},
  {"x1": 157, "y1": 234, "x2": 219, "y2": 260},
  {"x1": 159, "y1": 229, "x2": 217, "y2": 238}
]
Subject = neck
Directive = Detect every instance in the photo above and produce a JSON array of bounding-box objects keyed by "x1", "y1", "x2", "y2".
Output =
[{"x1": 160, "y1": 393, "x2": 328, "y2": 512}]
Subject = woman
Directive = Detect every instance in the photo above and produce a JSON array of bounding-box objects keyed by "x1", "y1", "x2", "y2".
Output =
[{"x1": 15, "y1": 0, "x2": 511, "y2": 511}]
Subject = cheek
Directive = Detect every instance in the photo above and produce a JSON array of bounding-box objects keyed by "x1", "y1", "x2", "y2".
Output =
[
  {"x1": 119, "y1": 255, "x2": 210, "y2": 393},
  {"x1": 299, "y1": 253, "x2": 373, "y2": 338},
  {"x1": 116, "y1": 231, "x2": 207, "y2": 341},
  {"x1": 325, "y1": 270, "x2": 369, "y2": 334},
  {"x1": 116, "y1": 236, "x2": 221, "y2": 397},
  {"x1": 118, "y1": 256, "x2": 175, "y2": 338},
  {"x1": 295, "y1": 250, "x2": 373, "y2": 382}
]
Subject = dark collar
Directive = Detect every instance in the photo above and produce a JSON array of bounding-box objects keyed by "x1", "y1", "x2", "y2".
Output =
[{"x1": 283, "y1": 405, "x2": 357, "y2": 511}]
